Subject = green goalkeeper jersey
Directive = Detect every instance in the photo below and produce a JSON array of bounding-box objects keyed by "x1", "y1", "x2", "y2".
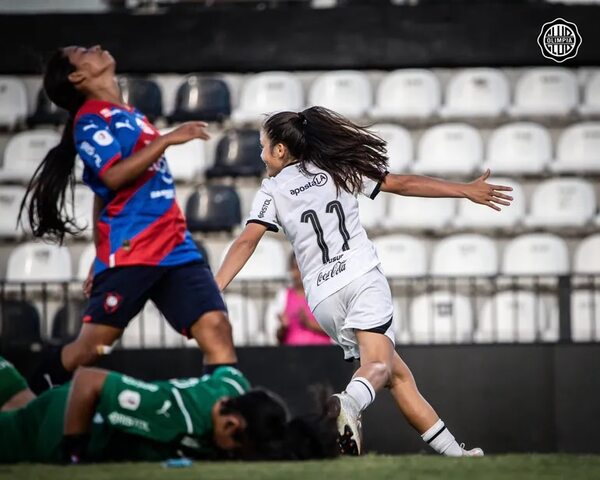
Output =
[{"x1": 0, "y1": 359, "x2": 250, "y2": 463}]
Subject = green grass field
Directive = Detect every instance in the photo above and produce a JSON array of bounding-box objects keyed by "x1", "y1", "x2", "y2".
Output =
[{"x1": 1, "y1": 454, "x2": 599, "y2": 480}]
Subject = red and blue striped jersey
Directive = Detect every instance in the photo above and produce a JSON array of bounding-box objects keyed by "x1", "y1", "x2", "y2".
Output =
[{"x1": 74, "y1": 100, "x2": 201, "y2": 274}]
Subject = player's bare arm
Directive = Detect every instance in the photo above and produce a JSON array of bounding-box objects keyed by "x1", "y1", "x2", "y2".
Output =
[
  {"x1": 101, "y1": 122, "x2": 210, "y2": 190},
  {"x1": 380, "y1": 168, "x2": 513, "y2": 211},
  {"x1": 215, "y1": 222, "x2": 268, "y2": 291}
]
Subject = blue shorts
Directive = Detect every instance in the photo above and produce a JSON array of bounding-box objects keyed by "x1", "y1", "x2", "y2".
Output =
[{"x1": 82, "y1": 260, "x2": 226, "y2": 338}]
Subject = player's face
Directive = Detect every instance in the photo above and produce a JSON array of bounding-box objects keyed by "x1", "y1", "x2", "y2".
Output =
[
  {"x1": 211, "y1": 399, "x2": 247, "y2": 451},
  {"x1": 260, "y1": 130, "x2": 288, "y2": 177},
  {"x1": 63, "y1": 45, "x2": 116, "y2": 86}
]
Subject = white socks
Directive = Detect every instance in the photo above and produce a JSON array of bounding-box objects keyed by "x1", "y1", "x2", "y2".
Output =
[
  {"x1": 421, "y1": 419, "x2": 463, "y2": 457},
  {"x1": 344, "y1": 377, "x2": 376, "y2": 412}
]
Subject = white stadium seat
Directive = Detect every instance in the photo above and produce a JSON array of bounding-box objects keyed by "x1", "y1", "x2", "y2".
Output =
[
  {"x1": 385, "y1": 196, "x2": 456, "y2": 230},
  {"x1": 574, "y1": 234, "x2": 600, "y2": 275},
  {"x1": 372, "y1": 234, "x2": 427, "y2": 277},
  {"x1": 77, "y1": 244, "x2": 96, "y2": 282},
  {"x1": 454, "y1": 178, "x2": 525, "y2": 229},
  {"x1": 121, "y1": 301, "x2": 191, "y2": 349},
  {"x1": 7, "y1": 242, "x2": 72, "y2": 282},
  {"x1": 370, "y1": 123, "x2": 413, "y2": 173},
  {"x1": 232, "y1": 72, "x2": 304, "y2": 123},
  {"x1": 222, "y1": 236, "x2": 287, "y2": 281},
  {"x1": 412, "y1": 123, "x2": 482, "y2": 176},
  {"x1": 431, "y1": 234, "x2": 498, "y2": 277},
  {"x1": 509, "y1": 68, "x2": 578, "y2": 117},
  {"x1": 578, "y1": 70, "x2": 600, "y2": 115},
  {"x1": 0, "y1": 185, "x2": 26, "y2": 239},
  {"x1": 440, "y1": 68, "x2": 510, "y2": 118},
  {"x1": 524, "y1": 178, "x2": 596, "y2": 228},
  {"x1": 308, "y1": 70, "x2": 371, "y2": 118},
  {"x1": 358, "y1": 193, "x2": 387, "y2": 230},
  {"x1": 551, "y1": 123, "x2": 600, "y2": 174},
  {"x1": 69, "y1": 185, "x2": 95, "y2": 239},
  {"x1": 369, "y1": 69, "x2": 441, "y2": 120},
  {"x1": 409, "y1": 292, "x2": 473, "y2": 344},
  {"x1": 571, "y1": 291, "x2": 600, "y2": 342},
  {"x1": 483, "y1": 122, "x2": 552, "y2": 175},
  {"x1": 502, "y1": 234, "x2": 569, "y2": 276},
  {"x1": 0, "y1": 76, "x2": 28, "y2": 128},
  {"x1": 224, "y1": 294, "x2": 265, "y2": 346},
  {"x1": 0, "y1": 129, "x2": 61, "y2": 182},
  {"x1": 161, "y1": 128, "x2": 209, "y2": 181},
  {"x1": 476, "y1": 291, "x2": 559, "y2": 343}
]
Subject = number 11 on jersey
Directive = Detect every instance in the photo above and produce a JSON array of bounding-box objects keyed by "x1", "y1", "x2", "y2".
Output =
[{"x1": 301, "y1": 200, "x2": 350, "y2": 265}]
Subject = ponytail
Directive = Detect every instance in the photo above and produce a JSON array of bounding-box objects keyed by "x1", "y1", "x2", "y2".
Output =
[
  {"x1": 263, "y1": 106, "x2": 388, "y2": 195},
  {"x1": 18, "y1": 49, "x2": 86, "y2": 244}
]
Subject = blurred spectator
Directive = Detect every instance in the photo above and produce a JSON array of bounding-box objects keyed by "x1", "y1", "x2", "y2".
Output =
[{"x1": 273, "y1": 255, "x2": 332, "y2": 346}]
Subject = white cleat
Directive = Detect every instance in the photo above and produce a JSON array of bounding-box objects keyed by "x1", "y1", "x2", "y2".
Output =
[
  {"x1": 325, "y1": 393, "x2": 362, "y2": 455},
  {"x1": 460, "y1": 443, "x2": 484, "y2": 457}
]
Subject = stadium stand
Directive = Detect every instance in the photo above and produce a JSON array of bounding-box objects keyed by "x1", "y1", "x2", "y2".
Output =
[{"x1": 168, "y1": 75, "x2": 231, "y2": 123}]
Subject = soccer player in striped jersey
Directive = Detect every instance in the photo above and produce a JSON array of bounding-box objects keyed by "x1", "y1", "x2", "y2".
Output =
[
  {"x1": 216, "y1": 107, "x2": 514, "y2": 457},
  {"x1": 19, "y1": 46, "x2": 236, "y2": 391}
]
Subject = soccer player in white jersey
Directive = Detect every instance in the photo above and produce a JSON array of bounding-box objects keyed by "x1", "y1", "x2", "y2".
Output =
[{"x1": 215, "y1": 107, "x2": 513, "y2": 457}]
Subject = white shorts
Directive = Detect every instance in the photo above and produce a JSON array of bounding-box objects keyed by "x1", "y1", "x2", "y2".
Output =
[{"x1": 312, "y1": 266, "x2": 395, "y2": 360}]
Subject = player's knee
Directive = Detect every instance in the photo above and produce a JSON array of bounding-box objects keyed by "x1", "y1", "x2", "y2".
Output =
[
  {"x1": 370, "y1": 361, "x2": 391, "y2": 386},
  {"x1": 197, "y1": 311, "x2": 233, "y2": 344},
  {"x1": 65, "y1": 340, "x2": 101, "y2": 368}
]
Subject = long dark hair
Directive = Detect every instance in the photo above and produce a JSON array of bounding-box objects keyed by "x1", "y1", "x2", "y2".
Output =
[
  {"x1": 262, "y1": 106, "x2": 388, "y2": 194},
  {"x1": 18, "y1": 49, "x2": 87, "y2": 243}
]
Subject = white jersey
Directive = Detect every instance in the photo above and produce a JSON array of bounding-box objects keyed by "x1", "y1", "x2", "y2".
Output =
[{"x1": 246, "y1": 162, "x2": 386, "y2": 310}]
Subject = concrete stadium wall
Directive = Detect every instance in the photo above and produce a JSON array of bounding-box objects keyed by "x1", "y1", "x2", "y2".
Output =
[{"x1": 6, "y1": 343, "x2": 600, "y2": 453}]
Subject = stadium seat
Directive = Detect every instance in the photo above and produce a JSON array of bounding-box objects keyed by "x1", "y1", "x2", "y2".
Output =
[
  {"x1": 50, "y1": 300, "x2": 86, "y2": 344},
  {"x1": 77, "y1": 243, "x2": 96, "y2": 282},
  {"x1": 392, "y1": 298, "x2": 411, "y2": 344},
  {"x1": 412, "y1": 123, "x2": 483, "y2": 176},
  {"x1": 453, "y1": 178, "x2": 525, "y2": 230},
  {"x1": 372, "y1": 234, "x2": 427, "y2": 277},
  {"x1": 0, "y1": 129, "x2": 61, "y2": 183},
  {"x1": 482, "y1": 122, "x2": 552, "y2": 175},
  {"x1": 224, "y1": 294, "x2": 265, "y2": 346},
  {"x1": 551, "y1": 123, "x2": 600, "y2": 174},
  {"x1": 121, "y1": 301, "x2": 190, "y2": 349},
  {"x1": 185, "y1": 185, "x2": 242, "y2": 232},
  {"x1": 509, "y1": 68, "x2": 578, "y2": 117},
  {"x1": 118, "y1": 76, "x2": 163, "y2": 122},
  {"x1": 169, "y1": 76, "x2": 231, "y2": 122},
  {"x1": 161, "y1": 127, "x2": 209, "y2": 181},
  {"x1": 476, "y1": 291, "x2": 559, "y2": 343},
  {"x1": 358, "y1": 193, "x2": 387, "y2": 230},
  {"x1": 408, "y1": 292, "x2": 474, "y2": 344},
  {"x1": 573, "y1": 234, "x2": 600, "y2": 275},
  {"x1": 28, "y1": 88, "x2": 69, "y2": 126},
  {"x1": 232, "y1": 72, "x2": 304, "y2": 123},
  {"x1": 206, "y1": 129, "x2": 263, "y2": 178},
  {"x1": 440, "y1": 68, "x2": 510, "y2": 118},
  {"x1": 431, "y1": 234, "x2": 499, "y2": 277},
  {"x1": 0, "y1": 185, "x2": 26, "y2": 239},
  {"x1": 370, "y1": 123, "x2": 413, "y2": 173},
  {"x1": 369, "y1": 69, "x2": 441, "y2": 119},
  {"x1": 7, "y1": 242, "x2": 72, "y2": 283},
  {"x1": 571, "y1": 290, "x2": 600, "y2": 342},
  {"x1": 308, "y1": 70, "x2": 372, "y2": 118},
  {"x1": 69, "y1": 185, "x2": 95, "y2": 239},
  {"x1": 221, "y1": 236, "x2": 287, "y2": 281},
  {"x1": 385, "y1": 196, "x2": 456, "y2": 230},
  {"x1": 502, "y1": 234, "x2": 569, "y2": 276},
  {"x1": 0, "y1": 300, "x2": 42, "y2": 350},
  {"x1": 524, "y1": 178, "x2": 596, "y2": 228},
  {"x1": 0, "y1": 76, "x2": 28, "y2": 129},
  {"x1": 578, "y1": 70, "x2": 600, "y2": 115}
]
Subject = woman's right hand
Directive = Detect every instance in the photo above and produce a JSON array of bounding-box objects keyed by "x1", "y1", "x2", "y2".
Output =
[
  {"x1": 164, "y1": 122, "x2": 210, "y2": 146},
  {"x1": 83, "y1": 265, "x2": 94, "y2": 298}
]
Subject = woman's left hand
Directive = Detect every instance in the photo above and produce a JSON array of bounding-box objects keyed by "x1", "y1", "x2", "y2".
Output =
[{"x1": 465, "y1": 169, "x2": 514, "y2": 211}]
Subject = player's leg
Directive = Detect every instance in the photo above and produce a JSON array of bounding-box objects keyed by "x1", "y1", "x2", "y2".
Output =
[
  {"x1": 151, "y1": 261, "x2": 237, "y2": 373},
  {"x1": 388, "y1": 352, "x2": 483, "y2": 457}
]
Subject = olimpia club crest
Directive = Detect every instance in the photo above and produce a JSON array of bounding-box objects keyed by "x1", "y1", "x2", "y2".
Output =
[{"x1": 537, "y1": 18, "x2": 582, "y2": 63}]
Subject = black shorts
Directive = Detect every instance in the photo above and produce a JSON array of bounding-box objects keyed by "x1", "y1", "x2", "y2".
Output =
[{"x1": 82, "y1": 261, "x2": 226, "y2": 338}]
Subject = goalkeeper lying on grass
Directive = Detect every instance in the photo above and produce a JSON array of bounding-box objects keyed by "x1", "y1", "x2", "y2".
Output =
[{"x1": 0, "y1": 357, "x2": 338, "y2": 463}]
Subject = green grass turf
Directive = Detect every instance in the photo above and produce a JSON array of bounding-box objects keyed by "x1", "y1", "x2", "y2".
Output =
[{"x1": 1, "y1": 454, "x2": 599, "y2": 480}]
